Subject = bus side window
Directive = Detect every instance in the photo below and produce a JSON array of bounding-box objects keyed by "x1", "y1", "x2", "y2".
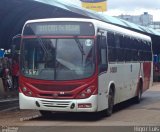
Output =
[
  {"x1": 114, "y1": 34, "x2": 124, "y2": 62},
  {"x1": 117, "y1": 35, "x2": 125, "y2": 61},
  {"x1": 108, "y1": 32, "x2": 116, "y2": 62},
  {"x1": 100, "y1": 36, "x2": 107, "y2": 64}
]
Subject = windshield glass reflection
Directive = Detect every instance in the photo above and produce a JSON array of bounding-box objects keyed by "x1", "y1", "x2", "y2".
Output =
[{"x1": 21, "y1": 38, "x2": 95, "y2": 80}]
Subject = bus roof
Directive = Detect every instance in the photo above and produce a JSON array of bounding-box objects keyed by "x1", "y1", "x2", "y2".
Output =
[{"x1": 24, "y1": 18, "x2": 151, "y2": 41}]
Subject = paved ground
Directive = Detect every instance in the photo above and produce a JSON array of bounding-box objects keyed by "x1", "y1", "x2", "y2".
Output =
[
  {"x1": 0, "y1": 90, "x2": 18, "y2": 111},
  {"x1": 0, "y1": 83, "x2": 160, "y2": 128}
]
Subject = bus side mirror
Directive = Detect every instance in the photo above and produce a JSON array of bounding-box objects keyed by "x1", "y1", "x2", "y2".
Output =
[
  {"x1": 98, "y1": 35, "x2": 108, "y2": 73},
  {"x1": 100, "y1": 36, "x2": 107, "y2": 48},
  {"x1": 99, "y1": 64, "x2": 107, "y2": 72}
]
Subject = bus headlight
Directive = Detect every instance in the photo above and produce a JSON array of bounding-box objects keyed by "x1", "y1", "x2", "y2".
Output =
[
  {"x1": 80, "y1": 93, "x2": 86, "y2": 98},
  {"x1": 22, "y1": 87, "x2": 27, "y2": 92},
  {"x1": 21, "y1": 87, "x2": 34, "y2": 97},
  {"x1": 76, "y1": 86, "x2": 96, "y2": 99},
  {"x1": 28, "y1": 91, "x2": 32, "y2": 96},
  {"x1": 86, "y1": 88, "x2": 92, "y2": 94}
]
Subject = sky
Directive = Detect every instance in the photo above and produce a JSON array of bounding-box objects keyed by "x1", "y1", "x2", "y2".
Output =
[{"x1": 71, "y1": 0, "x2": 160, "y2": 21}]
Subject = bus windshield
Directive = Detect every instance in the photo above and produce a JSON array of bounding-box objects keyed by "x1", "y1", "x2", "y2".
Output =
[{"x1": 21, "y1": 38, "x2": 95, "y2": 81}]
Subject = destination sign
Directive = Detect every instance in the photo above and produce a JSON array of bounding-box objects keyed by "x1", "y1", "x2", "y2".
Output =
[
  {"x1": 36, "y1": 24, "x2": 80, "y2": 35},
  {"x1": 24, "y1": 22, "x2": 95, "y2": 36}
]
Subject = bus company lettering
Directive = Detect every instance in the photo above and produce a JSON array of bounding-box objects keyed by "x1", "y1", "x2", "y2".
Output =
[{"x1": 110, "y1": 67, "x2": 117, "y2": 73}]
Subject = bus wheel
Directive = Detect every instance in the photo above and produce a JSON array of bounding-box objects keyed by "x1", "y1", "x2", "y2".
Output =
[
  {"x1": 106, "y1": 88, "x2": 114, "y2": 116},
  {"x1": 39, "y1": 110, "x2": 52, "y2": 117},
  {"x1": 135, "y1": 82, "x2": 142, "y2": 103}
]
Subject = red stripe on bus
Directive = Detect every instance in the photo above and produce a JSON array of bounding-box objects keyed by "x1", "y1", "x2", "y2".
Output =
[{"x1": 143, "y1": 62, "x2": 151, "y2": 91}]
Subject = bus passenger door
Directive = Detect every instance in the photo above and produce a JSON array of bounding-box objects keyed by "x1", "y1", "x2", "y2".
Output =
[{"x1": 97, "y1": 31, "x2": 109, "y2": 111}]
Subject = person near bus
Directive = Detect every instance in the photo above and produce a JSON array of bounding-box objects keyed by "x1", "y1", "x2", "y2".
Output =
[
  {"x1": 12, "y1": 59, "x2": 19, "y2": 90},
  {"x1": 2, "y1": 57, "x2": 12, "y2": 92}
]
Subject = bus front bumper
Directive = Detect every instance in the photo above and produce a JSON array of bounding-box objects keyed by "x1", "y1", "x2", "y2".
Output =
[{"x1": 19, "y1": 93, "x2": 98, "y2": 112}]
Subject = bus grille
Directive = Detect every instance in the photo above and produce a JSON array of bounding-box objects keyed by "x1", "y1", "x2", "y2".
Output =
[
  {"x1": 38, "y1": 93, "x2": 73, "y2": 99},
  {"x1": 32, "y1": 84, "x2": 80, "y2": 91},
  {"x1": 40, "y1": 100, "x2": 71, "y2": 108}
]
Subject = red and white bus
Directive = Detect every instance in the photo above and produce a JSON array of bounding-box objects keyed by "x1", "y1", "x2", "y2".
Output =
[{"x1": 19, "y1": 18, "x2": 153, "y2": 116}]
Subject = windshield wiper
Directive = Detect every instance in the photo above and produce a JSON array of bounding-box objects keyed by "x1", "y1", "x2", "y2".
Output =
[
  {"x1": 36, "y1": 36, "x2": 48, "y2": 57},
  {"x1": 74, "y1": 38, "x2": 85, "y2": 55}
]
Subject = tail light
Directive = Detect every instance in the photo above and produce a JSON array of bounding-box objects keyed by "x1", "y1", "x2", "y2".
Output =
[{"x1": 76, "y1": 85, "x2": 97, "y2": 99}]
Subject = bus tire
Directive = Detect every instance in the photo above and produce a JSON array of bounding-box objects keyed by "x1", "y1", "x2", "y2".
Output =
[
  {"x1": 105, "y1": 88, "x2": 114, "y2": 116},
  {"x1": 39, "y1": 110, "x2": 52, "y2": 117},
  {"x1": 135, "y1": 82, "x2": 142, "y2": 103}
]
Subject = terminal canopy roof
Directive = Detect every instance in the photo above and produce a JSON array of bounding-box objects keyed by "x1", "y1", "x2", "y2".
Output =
[{"x1": 0, "y1": 0, "x2": 160, "y2": 53}]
